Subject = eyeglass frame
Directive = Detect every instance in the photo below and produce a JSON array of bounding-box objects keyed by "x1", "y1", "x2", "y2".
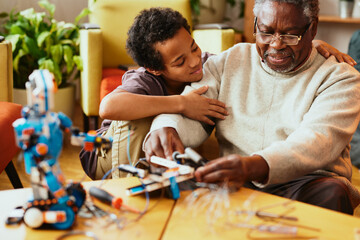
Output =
[{"x1": 253, "y1": 17, "x2": 313, "y2": 46}]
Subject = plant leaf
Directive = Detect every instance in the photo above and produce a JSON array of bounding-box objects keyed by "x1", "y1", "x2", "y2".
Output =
[
  {"x1": 19, "y1": 8, "x2": 35, "y2": 19},
  {"x1": 73, "y1": 55, "x2": 83, "y2": 71},
  {"x1": 13, "y1": 49, "x2": 27, "y2": 73},
  {"x1": 39, "y1": 59, "x2": 54, "y2": 73},
  {"x1": 50, "y1": 44, "x2": 63, "y2": 64},
  {"x1": 9, "y1": 24, "x2": 24, "y2": 35},
  {"x1": 63, "y1": 45, "x2": 74, "y2": 73},
  {"x1": 24, "y1": 35, "x2": 42, "y2": 58},
  {"x1": 59, "y1": 39, "x2": 75, "y2": 46},
  {"x1": 52, "y1": 61, "x2": 62, "y2": 86},
  {"x1": 0, "y1": 12, "x2": 8, "y2": 18},
  {"x1": 75, "y1": 8, "x2": 91, "y2": 25},
  {"x1": 37, "y1": 31, "x2": 51, "y2": 47},
  {"x1": 39, "y1": 58, "x2": 62, "y2": 86},
  {"x1": 5, "y1": 34, "x2": 21, "y2": 52},
  {"x1": 190, "y1": 0, "x2": 201, "y2": 16},
  {"x1": 38, "y1": 0, "x2": 55, "y2": 19}
]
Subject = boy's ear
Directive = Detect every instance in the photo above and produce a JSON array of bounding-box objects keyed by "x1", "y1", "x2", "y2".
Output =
[{"x1": 146, "y1": 68, "x2": 162, "y2": 76}]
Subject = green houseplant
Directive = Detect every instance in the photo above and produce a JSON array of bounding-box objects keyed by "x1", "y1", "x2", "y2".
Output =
[
  {"x1": 0, "y1": 0, "x2": 89, "y2": 89},
  {"x1": 190, "y1": 0, "x2": 243, "y2": 24}
]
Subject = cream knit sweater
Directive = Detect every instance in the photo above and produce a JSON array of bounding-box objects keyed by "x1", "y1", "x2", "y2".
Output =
[{"x1": 149, "y1": 43, "x2": 360, "y2": 207}]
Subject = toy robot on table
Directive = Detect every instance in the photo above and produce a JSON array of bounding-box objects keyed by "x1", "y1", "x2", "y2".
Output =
[{"x1": 9, "y1": 69, "x2": 112, "y2": 230}]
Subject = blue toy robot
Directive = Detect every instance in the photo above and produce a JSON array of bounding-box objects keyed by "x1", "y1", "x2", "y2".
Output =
[{"x1": 11, "y1": 69, "x2": 112, "y2": 229}]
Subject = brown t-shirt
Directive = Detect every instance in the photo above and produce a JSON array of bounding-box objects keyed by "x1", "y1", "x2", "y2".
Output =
[{"x1": 116, "y1": 52, "x2": 213, "y2": 96}]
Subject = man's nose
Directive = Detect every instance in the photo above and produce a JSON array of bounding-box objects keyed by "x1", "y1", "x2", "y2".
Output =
[{"x1": 269, "y1": 34, "x2": 287, "y2": 49}]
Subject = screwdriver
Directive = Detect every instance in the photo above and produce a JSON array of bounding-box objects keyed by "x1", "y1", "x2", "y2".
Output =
[{"x1": 89, "y1": 186, "x2": 140, "y2": 213}]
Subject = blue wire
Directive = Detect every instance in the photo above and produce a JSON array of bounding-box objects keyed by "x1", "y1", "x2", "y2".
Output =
[
  {"x1": 138, "y1": 179, "x2": 150, "y2": 216},
  {"x1": 127, "y1": 125, "x2": 132, "y2": 165},
  {"x1": 101, "y1": 167, "x2": 113, "y2": 181}
]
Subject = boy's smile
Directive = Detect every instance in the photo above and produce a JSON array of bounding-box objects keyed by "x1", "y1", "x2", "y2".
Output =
[{"x1": 149, "y1": 27, "x2": 203, "y2": 94}]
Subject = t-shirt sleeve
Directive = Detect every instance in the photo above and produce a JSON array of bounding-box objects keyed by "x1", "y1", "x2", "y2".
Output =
[{"x1": 116, "y1": 68, "x2": 167, "y2": 96}]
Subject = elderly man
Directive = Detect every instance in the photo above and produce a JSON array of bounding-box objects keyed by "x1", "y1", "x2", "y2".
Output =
[{"x1": 144, "y1": 0, "x2": 360, "y2": 214}]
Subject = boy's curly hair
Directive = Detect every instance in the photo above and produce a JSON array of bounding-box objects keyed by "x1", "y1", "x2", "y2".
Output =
[{"x1": 126, "y1": 7, "x2": 191, "y2": 71}]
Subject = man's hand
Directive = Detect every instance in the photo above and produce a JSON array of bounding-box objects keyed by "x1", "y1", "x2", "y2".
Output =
[
  {"x1": 194, "y1": 154, "x2": 269, "y2": 187},
  {"x1": 181, "y1": 85, "x2": 228, "y2": 125},
  {"x1": 144, "y1": 127, "x2": 184, "y2": 161},
  {"x1": 313, "y1": 39, "x2": 357, "y2": 66}
]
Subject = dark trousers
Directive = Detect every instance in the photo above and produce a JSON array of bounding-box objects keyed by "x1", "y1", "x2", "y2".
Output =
[{"x1": 245, "y1": 174, "x2": 353, "y2": 215}]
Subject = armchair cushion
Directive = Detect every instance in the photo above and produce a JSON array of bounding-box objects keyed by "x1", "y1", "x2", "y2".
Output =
[
  {"x1": 100, "y1": 68, "x2": 126, "y2": 101},
  {"x1": 0, "y1": 102, "x2": 22, "y2": 173}
]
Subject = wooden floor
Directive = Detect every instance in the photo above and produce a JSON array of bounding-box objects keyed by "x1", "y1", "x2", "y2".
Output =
[{"x1": 0, "y1": 101, "x2": 91, "y2": 190}]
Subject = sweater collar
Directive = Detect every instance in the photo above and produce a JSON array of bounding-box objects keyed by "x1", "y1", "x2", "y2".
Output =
[{"x1": 259, "y1": 46, "x2": 317, "y2": 77}]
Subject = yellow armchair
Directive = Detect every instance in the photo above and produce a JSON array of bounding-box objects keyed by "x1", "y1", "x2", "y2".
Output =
[
  {"x1": 0, "y1": 37, "x2": 13, "y2": 102},
  {"x1": 80, "y1": 0, "x2": 235, "y2": 131},
  {"x1": 0, "y1": 37, "x2": 23, "y2": 188}
]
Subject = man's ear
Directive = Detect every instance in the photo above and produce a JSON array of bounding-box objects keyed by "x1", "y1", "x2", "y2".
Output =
[
  {"x1": 310, "y1": 18, "x2": 318, "y2": 40},
  {"x1": 146, "y1": 68, "x2": 162, "y2": 76}
]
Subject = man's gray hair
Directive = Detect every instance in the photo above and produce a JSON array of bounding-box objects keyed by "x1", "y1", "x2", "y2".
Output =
[{"x1": 253, "y1": 0, "x2": 319, "y2": 22}]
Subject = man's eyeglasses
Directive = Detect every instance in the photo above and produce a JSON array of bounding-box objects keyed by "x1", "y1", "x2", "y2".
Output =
[{"x1": 253, "y1": 17, "x2": 312, "y2": 46}]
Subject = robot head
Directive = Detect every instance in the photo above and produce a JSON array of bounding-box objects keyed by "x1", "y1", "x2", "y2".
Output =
[{"x1": 26, "y1": 69, "x2": 56, "y2": 115}]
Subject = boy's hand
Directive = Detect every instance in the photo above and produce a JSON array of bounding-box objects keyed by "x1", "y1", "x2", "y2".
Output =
[
  {"x1": 313, "y1": 39, "x2": 357, "y2": 66},
  {"x1": 181, "y1": 85, "x2": 228, "y2": 125},
  {"x1": 144, "y1": 127, "x2": 184, "y2": 161}
]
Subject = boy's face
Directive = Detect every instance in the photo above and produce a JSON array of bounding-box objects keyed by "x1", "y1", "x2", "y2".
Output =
[{"x1": 150, "y1": 27, "x2": 203, "y2": 88}]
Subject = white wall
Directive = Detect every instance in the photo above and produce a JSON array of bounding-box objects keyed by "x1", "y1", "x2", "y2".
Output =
[
  {"x1": 316, "y1": 22, "x2": 358, "y2": 53},
  {"x1": 0, "y1": 0, "x2": 88, "y2": 23}
]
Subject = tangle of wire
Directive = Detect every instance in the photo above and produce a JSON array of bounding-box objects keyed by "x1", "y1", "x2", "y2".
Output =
[{"x1": 127, "y1": 125, "x2": 132, "y2": 166}]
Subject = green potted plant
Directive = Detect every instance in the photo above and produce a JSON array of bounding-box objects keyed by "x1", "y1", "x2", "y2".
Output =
[
  {"x1": 0, "y1": 0, "x2": 89, "y2": 116},
  {"x1": 190, "y1": 0, "x2": 239, "y2": 24}
]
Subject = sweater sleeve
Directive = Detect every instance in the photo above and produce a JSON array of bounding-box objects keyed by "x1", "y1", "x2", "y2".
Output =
[
  {"x1": 255, "y1": 62, "x2": 360, "y2": 185},
  {"x1": 145, "y1": 54, "x2": 224, "y2": 148}
]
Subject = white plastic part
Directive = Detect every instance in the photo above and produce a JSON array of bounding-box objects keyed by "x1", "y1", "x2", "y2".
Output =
[
  {"x1": 43, "y1": 211, "x2": 66, "y2": 223},
  {"x1": 150, "y1": 156, "x2": 178, "y2": 168},
  {"x1": 150, "y1": 156, "x2": 194, "y2": 176},
  {"x1": 184, "y1": 147, "x2": 203, "y2": 164}
]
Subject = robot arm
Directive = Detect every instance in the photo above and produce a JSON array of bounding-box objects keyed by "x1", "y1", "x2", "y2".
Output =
[{"x1": 71, "y1": 128, "x2": 112, "y2": 152}]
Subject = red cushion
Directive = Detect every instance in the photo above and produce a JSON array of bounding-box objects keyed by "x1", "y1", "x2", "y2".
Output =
[
  {"x1": 0, "y1": 102, "x2": 22, "y2": 173},
  {"x1": 102, "y1": 68, "x2": 126, "y2": 79},
  {"x1": 100, "y1": 68, "x2": 126, "y2": 101}
]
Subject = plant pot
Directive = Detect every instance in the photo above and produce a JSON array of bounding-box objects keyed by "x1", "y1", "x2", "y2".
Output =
[
  {"x1": 13, "y1": 84, "x2": 76, "y2": 118},
  {"x1": 339, "y1": 1, "x2": 354, "y2": 18}
]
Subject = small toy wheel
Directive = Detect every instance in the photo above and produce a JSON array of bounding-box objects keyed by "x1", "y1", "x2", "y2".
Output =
[
  {"x1": 172, "y1": 151, "x2": 181, "y2": 162},
  {"x1": 23, "y1": 207, "x2": 43, "y2": 229}
]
